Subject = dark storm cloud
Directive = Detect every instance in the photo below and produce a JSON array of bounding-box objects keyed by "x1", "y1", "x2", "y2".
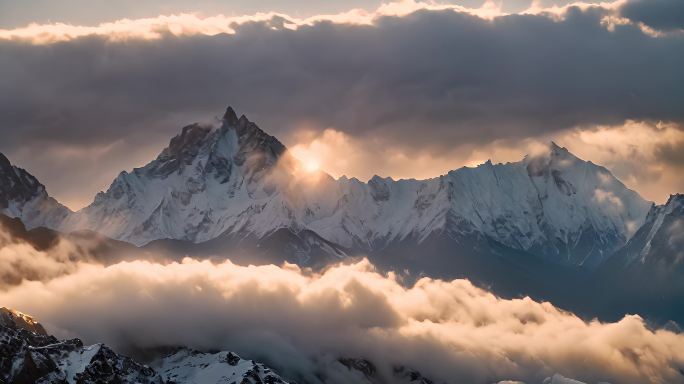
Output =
[
  {"x1": 0, "y1": 5, "x2": 683, "y2": 206},
  {"x1": 620, "y1": 0, "x2": 684, "y2": 32}
]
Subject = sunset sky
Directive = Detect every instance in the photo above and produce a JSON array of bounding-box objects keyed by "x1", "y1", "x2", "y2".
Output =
[
  {"x1": 0, "y1": 0, "x2": 682, "y2": 209},
  {"x1": 2, "y1": 4, "x2": 684, "y2": 383}
]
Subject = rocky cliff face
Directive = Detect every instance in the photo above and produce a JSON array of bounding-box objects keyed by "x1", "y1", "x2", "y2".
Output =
[
  {"x1": 0, "y1": 307, "x2": 163, "y2": 384},
  {"x1": 0, "y1": 153, "x2": 70, "y2": 230},
  {"x1": 0, "y1": 307, "x2": 293, "y2": 384},
  {"x1": 609, "y1": 194, "x2": 684, "y2": 270}
]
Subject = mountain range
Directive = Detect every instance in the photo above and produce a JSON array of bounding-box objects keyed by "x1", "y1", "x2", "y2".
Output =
[{"x1": 1, "y1": 106, "x2": 682, "y2": 323}]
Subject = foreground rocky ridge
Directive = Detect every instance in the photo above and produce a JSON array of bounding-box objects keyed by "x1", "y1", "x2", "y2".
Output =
[
  {"x1": 0, "y1": 308, "x2": 164, "y2": 384},
  {"x1": 0, "y1": 307, "x2": 291, "y2": 384}
]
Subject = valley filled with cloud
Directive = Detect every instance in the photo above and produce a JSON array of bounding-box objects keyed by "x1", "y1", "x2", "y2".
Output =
[{"x1": 2, "y1": 226, "x2": 684, "y2": 384}]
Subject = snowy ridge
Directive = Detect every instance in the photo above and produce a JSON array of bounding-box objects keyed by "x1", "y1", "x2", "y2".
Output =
[
  {"x1": 0, "y1": 315, "x2": 163, "y2": 384},
  {"x1": 0, "y1": 153, "x2": 70, "y2": 230},
  {"x1": 0, "y1": 307, "x2": 47, "y2": 335},
  {"x1": 498, "y1": 374, "x2": 597, "y2": 384},
  {"x1": 62, "y1": 107, "x2": 295, "y2": 245},
  {"x1": 637, "y1": 194, "x2": 683, "y2": 263},
  {"x1": 611, "y1": 193, "x2": 684, "y2": 267},
  {"x1": 155, "y1": 348, "x2": 289, "y2": 384},
  {"x1": 61, "y1": 107, "x2": 650, "y2": 267}
]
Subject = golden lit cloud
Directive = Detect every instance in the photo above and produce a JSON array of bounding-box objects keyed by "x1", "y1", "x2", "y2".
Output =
[
  {"x1": 0, "y1": 1, "x2": 500, "y2": 44},
  {"x1": 558, "y1": 121, "x2": 684, "y2": 203},
  {"x1": 1, "y1": 253, "x2": 683, "y2": 383},
  {"x1": 286, "y1": 127, "x2": 502, "y2": 182},
  {"x1": 285, "y1": 121, "x2": 684, "y2": 203},
  {"x1": 0, "y1": 0, "x2": 645, "y2": 44}
]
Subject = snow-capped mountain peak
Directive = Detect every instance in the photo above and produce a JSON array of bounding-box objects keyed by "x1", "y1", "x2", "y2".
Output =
[
  {"x1": 437, "y1": 143, "x2": 651, "y2": 267},
  {"x1": 525, "y1": 141, "x2": 577, "y2": 176},
  {"x1": 0, "y1": 153, "x2": 70, "y2": 230},
  {"x1": 145, "y1": 106, "x2": 285, "y2": 181},
  {"x1": 66, "y1": 106, "x2": 293, "y2": 245}
]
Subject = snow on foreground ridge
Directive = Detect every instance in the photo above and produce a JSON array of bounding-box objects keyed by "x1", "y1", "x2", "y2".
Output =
[
  {"x1": 498, "y1": 375, "x2": 591, "y2": 384},
  {"x1": 0, "y1": 310, "x2": 288, "y2": 384},
  {"x1": 2, "y1": 258, "x2": 683, "y2": 384},
  {"x1": 154, "y1": 348, "x2": 289, "y2": 383}
]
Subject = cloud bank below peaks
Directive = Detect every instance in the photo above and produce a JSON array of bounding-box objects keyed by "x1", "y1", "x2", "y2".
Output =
[{"x1": 0, "y1": 254, "x2": 683, "y2": 384}]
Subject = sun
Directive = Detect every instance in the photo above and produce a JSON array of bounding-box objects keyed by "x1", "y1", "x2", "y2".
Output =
[
  {"x1": 290, "y1": 145, "x2": 322, "y2": 174},
  {"x1": 303, "y1": 159, "x2": 320, "y2": 173}
]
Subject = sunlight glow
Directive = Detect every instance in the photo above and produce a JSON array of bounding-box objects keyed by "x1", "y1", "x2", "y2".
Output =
[
  {"x1": 290, "y1": 140, "x2": 326, "y2": 175},
  {"x1": 303, "y1": 159, "x2": 320, "y2": 173}
]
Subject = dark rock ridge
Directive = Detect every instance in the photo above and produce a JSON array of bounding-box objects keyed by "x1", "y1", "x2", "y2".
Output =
[
  {"x1": 0, "y1": 153, "x2": 43, "y2": 210},
  {"x1": 0, "y1": 308, "x2": 291, "y2": 384},
  {"x1": 0, "y1": 308, "x2": 47, "y2": 336},
  {"x1": 0, "y1": 152, "x2": 70, "y2": 230},
  {"x1": 0, "y1": 307, "x2": 163, "y2": 384},
  {"x1": 146, "y1": 106, "x2": 285, "y2": 181},
  {"x1": 609, "y1": 193, "x2": 684, "y2": 270}
]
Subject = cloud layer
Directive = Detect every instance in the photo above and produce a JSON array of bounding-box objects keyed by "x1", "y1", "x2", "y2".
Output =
[
  {"x1": 0, "y1": 1, "x2": 682, "y2": 208},
  {"x1": 0, "y1": 227, "x2": 83, "y2": 288},
  {"x1": 288, "y1": 120, "x2": 684, "y2": 203},
  {"x1": 1, "y1": 248, "x2": 684, "y2": 384}
]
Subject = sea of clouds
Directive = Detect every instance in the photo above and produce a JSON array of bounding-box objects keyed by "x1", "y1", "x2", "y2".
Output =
[{"x1": 1, "y1": 227, "x2": 683, "y2": 384}]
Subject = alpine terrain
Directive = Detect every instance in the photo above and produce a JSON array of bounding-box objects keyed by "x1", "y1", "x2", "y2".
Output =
[
  {"x1": 0, "y1": 106, "x2": 682, "y2": 324},
  {"x1": 0, "y1": 107, "x2": 651, "y2": 271}
]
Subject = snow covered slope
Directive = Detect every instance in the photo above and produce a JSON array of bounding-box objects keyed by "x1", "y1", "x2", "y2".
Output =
[
  {"x1": 496, "y1": 376, "x2": 592, "y2": 384},
  {"x1": 155, "y1": 348, "x2": 289, "y2": 384},
  {"x1": 0, "y1": 153, "x2": 70, "y2": 230},
  {"x1": 63, "y1": 107, "x2": 300, "y2": 245},
  {"x1": 64, "y1": 107, "x2": 650, "y2": 268},
  {"x1": 609, "y1": 194, "x2": 684, "y2": 269}
]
